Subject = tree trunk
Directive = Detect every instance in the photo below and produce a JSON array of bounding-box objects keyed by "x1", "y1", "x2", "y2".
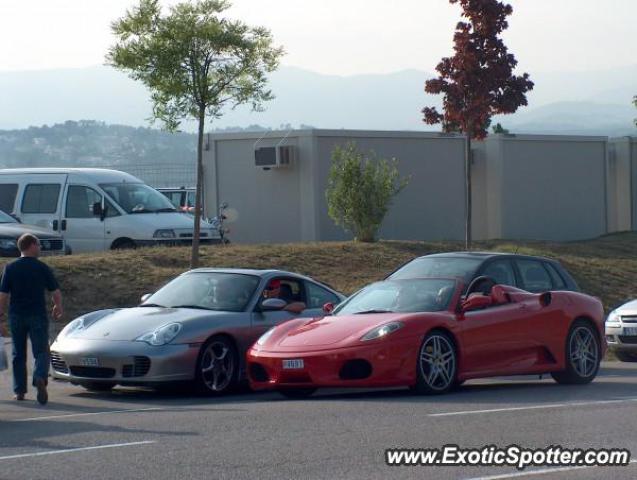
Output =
[
  {"x1": 190, "y1": 106, "x2": 206, "y2": 269},
  {"x1": 464, "y1": 133, "x2": 472, "y2": 250}
]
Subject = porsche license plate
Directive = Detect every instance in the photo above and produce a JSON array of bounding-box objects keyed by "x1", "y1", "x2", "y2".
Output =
[
  {"x1": 624, "y1": 327, "x2": 637, "y2": 336},
  {"x1": 282, "y1": 359, "x2": 304, "y2": 369},
  {"x1": 79, "y1": 357, "x2": 99, "y2": 367}
]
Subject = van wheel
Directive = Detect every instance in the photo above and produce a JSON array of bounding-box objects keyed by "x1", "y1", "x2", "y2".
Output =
[{"x1": 112, "y1": 239, "x2": 136, "y2": 250}]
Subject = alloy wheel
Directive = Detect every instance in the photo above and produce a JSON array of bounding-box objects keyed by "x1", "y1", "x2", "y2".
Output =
[
  {"x1": 569, "y1": 326, "x2": 598, "y2": 378},
  {"x1": 200, "y1": 340, "x2": 235, "y2": 392},
  {"x1": 419, "y1": 334, "x2": 456, "y2": 391}
]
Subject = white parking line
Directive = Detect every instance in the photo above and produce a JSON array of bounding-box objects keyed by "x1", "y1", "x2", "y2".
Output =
[
  {"x1": 429, "y1": 398, "x2": 637, "y2": 417},
  {"x1": 464, "y1": 460, "x2": 637, "y2": 479},
  {"x1": 14, "y1": 407, "x2": 164, "y2": 422},
  {"x1": 0, "y1": 441, "x2": 156, "y2": 461}
]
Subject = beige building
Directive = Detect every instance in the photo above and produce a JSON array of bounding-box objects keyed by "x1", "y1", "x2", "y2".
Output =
[{"x1": 203, "y1": 129, "x2": 636, "y2": 244}]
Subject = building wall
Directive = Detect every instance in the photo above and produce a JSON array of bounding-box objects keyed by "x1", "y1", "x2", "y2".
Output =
[
  {"x1": 205, "y1": 129, "x2": 635, "y2": 244},
  {"x1": 205, "y1": 134, "x2": 306, "y2": 243},
  {"x1": 487, "y1": 135, "x2": 608, "y2": 241},
  {"x1": 314, "y1": 132, "x2": 466, "y2": 242},
  {"x1": 607, "y1": 138, "x2": 633, "y2": 232}
]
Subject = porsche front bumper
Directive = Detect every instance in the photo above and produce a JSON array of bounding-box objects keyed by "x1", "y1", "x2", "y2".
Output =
[{"x1": 50, "y1": 338, "x2": 201, "y2": 385}]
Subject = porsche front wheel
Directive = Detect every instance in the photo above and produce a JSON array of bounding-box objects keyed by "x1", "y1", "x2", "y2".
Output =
[
  {"x1": 551, "y1": 320, "x2": 600, "y2": 385},
  {"x1": 195, "y1": 336, "x2": 239, "y2": 395},
  {"x1": 413, "y1": 331, "x2": 457, "y2": 395}
]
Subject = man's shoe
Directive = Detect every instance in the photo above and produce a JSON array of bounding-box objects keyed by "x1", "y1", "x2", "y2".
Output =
[
  {"x1": 35, "y1": 378, "x2": 48, "y2": 405},
  {"x1": 14, "y1": 393, "x2": 25, "y2": 401}
]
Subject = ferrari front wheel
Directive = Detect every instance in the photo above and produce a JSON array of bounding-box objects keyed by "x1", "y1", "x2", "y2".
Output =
[
  {"x1": 413, "y1": 331, "x2": 457, "y2": 395},
  {"x1": 551, "y1": 320, "x2": 600, "y2": 385}
]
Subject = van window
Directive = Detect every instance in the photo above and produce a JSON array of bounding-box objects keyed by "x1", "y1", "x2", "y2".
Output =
[
  {"x1": 0, "y1": 184, "x2": 18, "y2": 212},
  {"x1": 22, "y1": 184, "x2": 61, "y2": 214},
  {"x1": 66, "y1": 186, "x2": 102, "y2": 218},
  {"x1": 100, "y1": 183, "x2": 175, "y2": 214}
]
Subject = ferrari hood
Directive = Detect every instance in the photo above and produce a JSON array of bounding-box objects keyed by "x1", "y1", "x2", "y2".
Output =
[
  {"x1": 65, "y1": 307, "x2": 230, "y2": 341},
  {"x1": 277, "y1": 313, "x2": 415, "y2": 348}
]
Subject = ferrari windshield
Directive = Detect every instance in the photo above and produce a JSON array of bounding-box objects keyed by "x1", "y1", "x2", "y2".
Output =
[
  {"x1": 388, "y1": 257, "x2": 482, "y2": 282},
  {"x1": 100, "y1": 183, "x2": 176, "y2": 214},
  {"x1": 334, "y1": 279, "x2": 457, "y2": 315},
  {"x1": 144, "y1": 272, "x2": 260, "y2": 312}
]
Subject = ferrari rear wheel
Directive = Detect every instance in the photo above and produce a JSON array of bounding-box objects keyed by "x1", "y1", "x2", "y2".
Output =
[
  {"x1": 615, "y1": 351, "x2": 637, "y2": 362},
  {"x1": 414, "y1": 331, "x2": 457, "y2": 395},
  {"x1": 195, "y1": 336, "x2": 239, "y2": 395},
  {"x1": 551, "y1": 320, "x2": 600, "y2": 385},
  {"x1": 277, "y1": 388, "x2": 317, "y2": 399}
]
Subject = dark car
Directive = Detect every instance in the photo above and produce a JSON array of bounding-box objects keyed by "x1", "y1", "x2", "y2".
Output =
[
  {"x1": 0, "y1": 209, "x2": 67, "y2": 257},
  {"x1": 386, "y1": 252, "x2": 579, "y2": 293}
]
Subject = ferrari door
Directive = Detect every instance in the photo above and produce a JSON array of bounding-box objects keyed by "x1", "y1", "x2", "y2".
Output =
[{"x1": 458, "y1": 299, "x2": 540, "y2": 377}]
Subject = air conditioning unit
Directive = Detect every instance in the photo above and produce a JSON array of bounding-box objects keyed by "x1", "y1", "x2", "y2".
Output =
[{"x1": 255, "y1": 145, "x2": 295, "y2": 169}]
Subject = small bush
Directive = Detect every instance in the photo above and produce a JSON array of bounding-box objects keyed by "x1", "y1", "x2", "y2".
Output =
[{"x1": 326, "y1": 142, "x2": 410, "y2": 242}]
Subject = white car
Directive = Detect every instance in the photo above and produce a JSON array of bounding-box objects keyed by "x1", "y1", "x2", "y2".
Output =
[
  {"x1": 605, "y1": 301, "x2": 637, "y2": 362},
  {"x1": 0, "y1": 168, "x2": 218, "y2": 253}
]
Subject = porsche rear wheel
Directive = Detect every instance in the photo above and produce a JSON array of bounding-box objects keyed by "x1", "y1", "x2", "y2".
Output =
[
  {"x1": 277, "y1": 388, "x2": 317, "y2": 399},
  {"x1": 195, "y1": 336, "x2": 239, "y2": 395},
  {"x1": 551, "y1": 320, "x2": 600, "y2": 385},
  {"x1": 414, "y1": 331, "x2": 457, "y2": 395}
]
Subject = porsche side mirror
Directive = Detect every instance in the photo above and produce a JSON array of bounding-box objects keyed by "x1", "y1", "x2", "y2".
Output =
[
  {"x1": 141, "y1": 293, "x2": 152, "y2": 303},
  {"x1": 261, "y1": 298, "x2": 287, "y2": 311},
  {"x1": 322, "y1": 302, "x2": 335, "y2": 314},
  {"x1": 461, "y1": 295, "x2": 492, "y2": 313}
]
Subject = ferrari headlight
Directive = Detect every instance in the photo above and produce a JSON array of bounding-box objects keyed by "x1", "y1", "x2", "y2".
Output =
[
  {"x1": 360, "y1": 321, "x2": 403, "y2": 341},
  {"x1": 257, "y1": 327, "x2": 276, "y2": 346},
  {"x1": 136, "y1": 323, "x2": 182, "y2": 346},
  {"x1": 606, "y1": 311, "x2": 621, "y2": 326}
]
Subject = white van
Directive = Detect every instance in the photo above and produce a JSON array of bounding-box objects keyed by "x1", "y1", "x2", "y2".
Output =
[{"x1": 0, "y1": 168, "x2": 218, "y2": 253}]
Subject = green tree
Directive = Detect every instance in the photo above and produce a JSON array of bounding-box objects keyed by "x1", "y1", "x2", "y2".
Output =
[
  {"x1": 326, "y1": 143, "x2": 410, "y2": 243},
  {"x1": 107, "y1": 0, "x2": 283, "y2": 266}
]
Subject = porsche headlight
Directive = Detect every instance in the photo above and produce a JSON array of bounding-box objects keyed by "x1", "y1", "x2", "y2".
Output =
[
  {"x1": 257, "y1": 327, "x2": 276, "y2": 346},
  {"x1": 606, "y1": 310, "x2": 621, "y2": 326},
  {"x1": 360, "y1": 322, "x2": 403, "y2": 341},
  {"x1": 136, "y1": 323, "x2": 182, "y2": 346},
  {"x1": 56, "y1": 310, "x2": 113, "y2": 340}
]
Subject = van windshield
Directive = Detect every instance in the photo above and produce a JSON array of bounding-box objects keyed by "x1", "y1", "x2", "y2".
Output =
[{"x1": 100, "y1": 183, "x2": 177, "y2": 214}]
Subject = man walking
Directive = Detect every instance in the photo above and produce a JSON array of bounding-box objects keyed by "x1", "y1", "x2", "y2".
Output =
[{"x1": 0, "y1": 233, "x2": 63, "y2": 405}]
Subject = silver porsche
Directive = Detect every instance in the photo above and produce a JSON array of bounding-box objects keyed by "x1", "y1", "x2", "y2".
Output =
[{"x1": 50, "y1": 269, "x2": 345, "y2": 394}]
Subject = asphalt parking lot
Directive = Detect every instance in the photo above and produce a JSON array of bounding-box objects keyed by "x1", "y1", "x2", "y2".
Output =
[{"x1": 1, "y1": 357, "x2": 637, "y2": 480}]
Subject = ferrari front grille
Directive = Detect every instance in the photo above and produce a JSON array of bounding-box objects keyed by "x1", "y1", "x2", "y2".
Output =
[
  {"x1": 249, "y1": 363, "x2": 270, "y2": 382},
  {"x1": 339, "y1": 359, "x2": 373, "y2": 380}
]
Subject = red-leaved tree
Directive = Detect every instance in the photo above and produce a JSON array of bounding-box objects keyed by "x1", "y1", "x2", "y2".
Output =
[{"x1": 423, "y1": 0, "x2": 534, "y2": 248}]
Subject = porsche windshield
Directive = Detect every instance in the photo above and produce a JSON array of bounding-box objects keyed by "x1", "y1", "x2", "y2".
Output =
[
  {"x1": 100, "y1": 183, "x2": 176, "y2": 214},
  {"x1": 144, "y1": 273, "x2": 260, "y2": 312},
  {"x1": 388, "y1": 257, "x2": 482, "y2": 281},
  {"x1": 334, "y1": 279, "x2": 457, "y2": 315}
]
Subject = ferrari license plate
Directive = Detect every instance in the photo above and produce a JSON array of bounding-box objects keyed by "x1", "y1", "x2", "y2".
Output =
[
  {"x1": 79, "y1": 357, "x2": 99, "y2": 367},
  {"x1": 624, "y1": 327, "x2": 637, "y2": 336},
  {"x1": 282, "y1": 359, "x2": 304, "y2": 369}
]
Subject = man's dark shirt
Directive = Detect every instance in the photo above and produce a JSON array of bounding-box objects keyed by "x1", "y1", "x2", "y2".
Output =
[{"x1": 0, "y1": 257, "x2": 59, "y2": 317}]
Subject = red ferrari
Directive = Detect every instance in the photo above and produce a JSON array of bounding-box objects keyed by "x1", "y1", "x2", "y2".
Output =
[{"x1": 247, "y1": 276, "x2": 606, "y2": 398}]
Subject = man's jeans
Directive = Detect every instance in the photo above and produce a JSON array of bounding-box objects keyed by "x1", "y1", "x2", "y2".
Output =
[{"x1": 9, "y1": 314, "x2": 50, "y2": 395}]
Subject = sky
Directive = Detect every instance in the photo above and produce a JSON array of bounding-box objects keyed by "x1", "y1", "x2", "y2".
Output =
[{"x1": 0, "y1": 0, "x2": 635, "y2": 76}]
